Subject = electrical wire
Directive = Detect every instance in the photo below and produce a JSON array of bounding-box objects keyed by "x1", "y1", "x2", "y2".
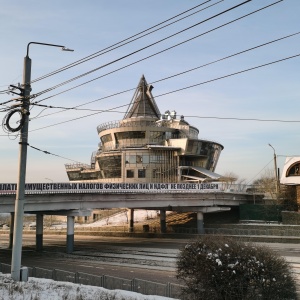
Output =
[
  {"x1": 29, "y1": 107, "x2": 49, "y2": 120},
  {"x1": 154, "y1": 53, "x2": 300, "y2": 99},
  {"x1": 246, "y1": 158, "x2": 274, "y2": 185},
  {"x1": 29, "y1": 31, "x2": 300, "y2": 121},
  {"x1": 0, "y1": 89, "x2": 10, "y2": 94},
  {"x1": 185, "y1": 116, "x2": 300, "y2": 123},
  {"x1": 30, "y1": 103, "x2": 300, "y2": 123},
  {"x1": 277, "y1": 154, "x2": 300, "y2": 158},
  {"x1": 25, "y1": 51, "x2": 300, "y2": 132},
  {"x1": 30, "y1": 0, "x2": 220, "y2": 84},
  {"x1": 27, "y1": 143, "x2": 88, "y2": 164},
  {"x1": 33, "y1": 0, "x2": 259, "y2": 99},
  {"x1": 31, "y1": 103, "x2": 125, "y2": 112},
  {"x1": 32, "y1": 0, "x2": 283, "y2": 104},
  {"x1": 0, "y1": 99, "x2": 15, "y2": 106},
  {"x1": 151, "y1": 32, "x2": 300, "y2": 84},
  {"x1": 29, "y1": 103, "x2": 129, "y2": 132},
  {"x1": 0, "y1": 48, "x2": 297, "y2": 137},
  {"x1": 2, "y1": 109, "x2": 25, "y2": 133}
]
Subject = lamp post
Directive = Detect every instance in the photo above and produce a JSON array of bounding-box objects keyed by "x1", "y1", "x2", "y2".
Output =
[
  {"x1": 11, "y1": 42, "x2": 73, "y2": 281},
  {"x1": 268, "y1": 143, "x2": 279, "y2": 196}
]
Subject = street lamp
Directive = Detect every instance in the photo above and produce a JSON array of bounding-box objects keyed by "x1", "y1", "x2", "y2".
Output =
[
  {"x1": 268, "y1": 143, "x2": 279, "y2": 195},
  {"x1": 11, "y1": 42, "x2": 74, "y2": 281}
]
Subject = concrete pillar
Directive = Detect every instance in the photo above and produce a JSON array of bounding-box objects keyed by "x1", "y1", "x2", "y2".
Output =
[
  {"x1": 66, "y1": 216, "x2": 75, "y2": 254},
  {"x1": 36, "y1": 214, "x2": 44, "y2": 252},
  {"x1": 128, "y1": 209, "x2": 134, "y2": 233},
  {"x1": 160, "y1": 210, "x2": 167, "y2": 233},
  {"x1": 9, "y1": 212, "x2": 14, "y2": 249},
  {"x1": 197, "y1": 212, "x2": 205, "y2": 234},
  {"x1": 296, "y1": 185, "x2": 300, "y2": 210}
]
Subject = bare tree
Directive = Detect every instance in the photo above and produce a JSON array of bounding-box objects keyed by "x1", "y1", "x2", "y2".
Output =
[
  {"x1": 252, "y1": 169, "x2": 279, "y2": 202},
  {"x1": 221, "y1": 172, "x2": 247, "y2": 191}
]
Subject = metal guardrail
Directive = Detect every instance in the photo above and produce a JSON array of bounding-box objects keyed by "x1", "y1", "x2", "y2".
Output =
[
  {"x1": 204, "y1": 227, "x2": 300, "y2": 237},
  {"x1": 172, "y1": 226, "x2": 300, "y2": 237},
  {"x1": 0, "y1": 263, "x2": 185, "y2": 299}
]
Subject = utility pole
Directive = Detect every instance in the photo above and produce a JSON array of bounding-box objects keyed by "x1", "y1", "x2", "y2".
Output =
[
  {"x1": 268, "y1": 143, "x2": 279, "y2": 196},
  {"x1": 11, "y1": 54, "x2": 31, "y2": 281},
  {"x1": 10, "y1": 42, "x2": 73, "y2": 281}
]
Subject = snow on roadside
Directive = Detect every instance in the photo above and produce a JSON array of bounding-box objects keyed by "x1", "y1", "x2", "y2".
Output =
[{"x1": 0, "y1": 273, "x2": 177, "y2": 300}]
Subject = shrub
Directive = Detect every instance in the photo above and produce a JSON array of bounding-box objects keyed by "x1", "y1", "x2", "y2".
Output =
[{"x1": 177, "y1": 236, "x2": 297, "y2": 300}]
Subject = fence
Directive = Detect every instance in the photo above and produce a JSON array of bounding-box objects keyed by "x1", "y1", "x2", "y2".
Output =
[
  {"x1": 204, "y1": 227, "x2": 300, "y2": 237},
  {"x1": 0, "y1": 263, "x2": 185, "y2": 299}
]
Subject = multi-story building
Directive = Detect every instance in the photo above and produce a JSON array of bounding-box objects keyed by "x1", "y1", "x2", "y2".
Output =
[{"x1": 65, "y1": 75, "x2": 224, "y2": 183}]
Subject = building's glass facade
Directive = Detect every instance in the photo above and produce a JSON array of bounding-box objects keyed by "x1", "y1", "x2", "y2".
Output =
[{"x1": 65, "y1": 76, "x2": 224, "y2": 183}]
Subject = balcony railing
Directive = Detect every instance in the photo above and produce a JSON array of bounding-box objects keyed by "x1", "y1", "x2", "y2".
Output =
[
  {"x1": 97, "y1": 120, "x2": 164, "y2": 133},
  {"x1": 65, "y1": 163, "x2": 91, "y2": 170}
]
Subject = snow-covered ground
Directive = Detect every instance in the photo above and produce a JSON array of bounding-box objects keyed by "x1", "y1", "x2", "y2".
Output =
[
  {"x1": 0, "y1": 210, "x2": 179, "y2": 299},
  {"x1": 77, "y1": 210, "x2": 159, "y2": 228},
  {"x1": 0, "y1": 273, "x2": 177, "y2": 300}
]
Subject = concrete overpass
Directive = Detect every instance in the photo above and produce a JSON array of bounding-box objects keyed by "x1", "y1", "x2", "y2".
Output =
[{"x1": 0, "y1": 182, "x2": 260, "y2": 253}]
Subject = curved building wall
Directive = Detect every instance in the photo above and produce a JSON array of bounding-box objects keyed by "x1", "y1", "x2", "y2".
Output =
[{"x1": 65, "y1": 76, "x2": 224, "y2": 183}]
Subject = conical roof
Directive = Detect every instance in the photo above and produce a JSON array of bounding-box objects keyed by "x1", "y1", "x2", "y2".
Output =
[{"x1": 124, "y1": 75, "x2": 161, "y2": 120}]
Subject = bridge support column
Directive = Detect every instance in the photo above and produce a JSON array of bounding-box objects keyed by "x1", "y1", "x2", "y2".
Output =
[
  {"x1": 197, "y1": 212, "x2": 204, "y2": 234},
  {"x1": 66, "y1": 216, "x2": 75, "y2": 254},
  {"x1": 36, "y1": 214, "x2": 43, "y2": 252},
  {"x1": 9, "y1": 212, "x2": 14, "y2": 249},
  {"x1": 160, "y1": 210, "x2": 166, "y2": 233},
  {"x1": 128, "y1": 209, "x2": 134, "y2": 233}
]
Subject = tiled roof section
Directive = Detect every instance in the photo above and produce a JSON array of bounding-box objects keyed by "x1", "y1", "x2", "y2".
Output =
[{"x1": 124, "y1": 75, "x2": 161, "y2": 119}]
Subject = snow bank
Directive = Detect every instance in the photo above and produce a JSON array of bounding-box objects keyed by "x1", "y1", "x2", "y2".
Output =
[{"x1": 0, "y1": 273, "x2": 177, "y2": 300}]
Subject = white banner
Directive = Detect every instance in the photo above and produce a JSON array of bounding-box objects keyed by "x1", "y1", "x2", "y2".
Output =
[{"x1": 0, "y1": 182, "x2": 221, "y2": 193}]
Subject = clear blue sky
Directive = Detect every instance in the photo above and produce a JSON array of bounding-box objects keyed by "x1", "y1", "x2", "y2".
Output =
[{"x1": 0, "y1": 0, "x2": 299, "y2": 184}]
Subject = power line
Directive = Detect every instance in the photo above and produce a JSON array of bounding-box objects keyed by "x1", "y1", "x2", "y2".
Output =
[
  {"x1": 31, "y1": 102, "x2": 125, "y2": 113},
  {"x1": 30, "y1": 31, "x2": 300, "y2": 121},
  {"x1": 185, "y1": 116, "x2": 300, "y2": 123},
  {"x1": 0, "y1": 99, "x2": 14, "y2": 106},
  {"x1": 151, "y1": 32, "x2": 300, "y2": 85},
  {"x1": 31, "y1": 0, "x2": 220, "y2": 84},
  {"x1": 32, "y1": 0, "x2": 283, "y2": 105},
  {"x1": 25, "y1": 51, "x2": 300, "y2": 133},
  {"x1": 32, "y1": 0, "x2": 257, "y2": 99},
  {"x1": 0, "y1": 89, "x2": 10, "y2": 94},
  {"x1": 30, "y1": 102, "x2": 300, "y2": 123},
  {"x1": 29, "y1": 103, "x2": 129, "y2": 132},
  {"x1": 155, "y1": 53, "x2": 300, "y2": 98},
  {"x1": 246, "y1": 158, "x2": 274, "y2": 184},
  {"x1": 27, "y1": 143, "x2": 88, "y2": 164}
]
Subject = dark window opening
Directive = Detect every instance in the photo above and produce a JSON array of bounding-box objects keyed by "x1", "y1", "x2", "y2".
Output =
[
  {"x1": 101, "y1": 134, "x2": 112, "y2": 144},
  {"x1": 287, "y1": 162, "x2": 300, "y2": 177},
  {"x1": 115, "y1": 131, "x2": 145, "y2": 140},
  {"x1": 138, "y1": 169, "x2": 146, "y2": 178},
  {"x1": 127, "y1": 170, "x2": 134, "y2": 178},
  {"x1": 98, "y1": 155, "x2": 121, "y2": 178}
]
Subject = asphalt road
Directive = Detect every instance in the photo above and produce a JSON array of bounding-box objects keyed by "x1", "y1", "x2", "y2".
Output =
[
  {"x1": 0, "y1": 234, "x2": 189, "y2": 284},
  {"x1": 1, "y1": 234, "x2": 300, "y2": 285}
]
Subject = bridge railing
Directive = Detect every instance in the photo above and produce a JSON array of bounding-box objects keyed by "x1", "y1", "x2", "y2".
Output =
[{"x1": 0, "y1": 182, "x2": 258, "y2": 195}]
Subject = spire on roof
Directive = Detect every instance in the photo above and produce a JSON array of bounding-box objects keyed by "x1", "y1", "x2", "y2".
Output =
[{"x1": 124, "y1": 75, "x2": 161, "y2": 120}]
